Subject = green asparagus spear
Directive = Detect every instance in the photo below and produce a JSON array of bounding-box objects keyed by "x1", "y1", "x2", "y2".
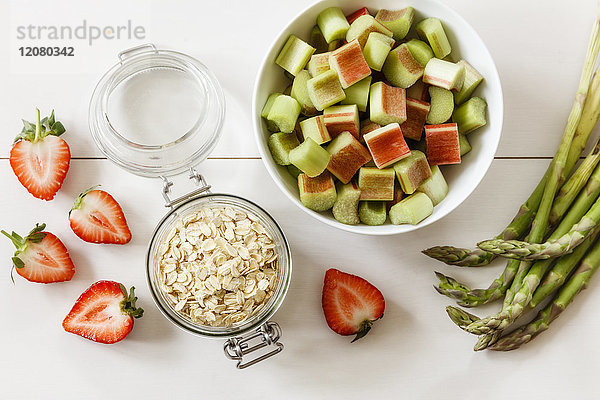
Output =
[
  {"x1": 489, "y1": 237, "x2": 600, "y2": 351},
  {"x1": 445, "y1": 306, "x2": 480, "y2": 329}
]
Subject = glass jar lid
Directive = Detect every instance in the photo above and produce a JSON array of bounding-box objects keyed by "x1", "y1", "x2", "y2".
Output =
[{"x1": 89, "y1": 44, "x2": 225, "y2": 177}]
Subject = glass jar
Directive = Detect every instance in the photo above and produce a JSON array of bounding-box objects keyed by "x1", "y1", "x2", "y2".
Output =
[{"x1": 89, "y1": 44, "x2": 291, "y2": 368}]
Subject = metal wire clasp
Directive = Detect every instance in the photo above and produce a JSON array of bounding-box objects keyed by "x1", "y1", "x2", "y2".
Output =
[
  {"x1": 223, "y1": 322, "x2": 284, "y2": 369},
  {"x1": 159, "y1": 167, "x2": 211, "y2": 208}
]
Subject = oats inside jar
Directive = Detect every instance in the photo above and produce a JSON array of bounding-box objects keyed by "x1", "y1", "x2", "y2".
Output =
[{"x1": 157, "y1": 206, "x2": 278, "y2": 327}]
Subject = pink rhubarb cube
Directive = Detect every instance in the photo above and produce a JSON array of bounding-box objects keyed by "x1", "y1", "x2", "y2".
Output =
[
  {"x1": 363, "y1": 123, "x2": 411, "y2": 169},
  {"x1": 401, "y1": 98, "x2": 430, "y2": 141},
  {"x1": 425, "y1": 123, "x2": 461, "y2": 165},
  {"x1": 323, "y1": 104, "x2": 360, "y2": 138},
  {"x1": 329, "y1": 39, "x2": 372, "y2": 89}
]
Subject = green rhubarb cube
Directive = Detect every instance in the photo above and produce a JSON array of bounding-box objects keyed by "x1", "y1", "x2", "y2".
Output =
[
  {"x1": 370, "y1": 81, "x2": 407, "y2": 125},
  {"x1": 346, "y1": 15, "x2": 393, "y2": 47},
  {"x1": 291, "y1": 70, "x2": 317, "y2": 116},
  {"x1": 307, "y1": 70, "x2": 346, "y2": 111},
  {"x1": 459, "y1": 134, "x2": 471, "y2": 156},
  {"x1": 375, "y1": 7, "x2": 415, "y2": 41},
  {"x1": 392, "y1": 150, "x2": 432, "y2": 194},
  {"x1": 261, "y1": 93, "x2": 283, "y2": 132},
  {"x1": 358, "y1": 167, "x2": 395, "y2": 201},
  {"x1": 267, "y1": 132, "x2": 300, "y2": 166},
  {"x1": 310, "y1": 25, "x2": 329, "y2": 53},
  {"x1": 317, "y1": 7, "x2": 350, "y2": 43},
  {"x1": 389, "y1": 192, "x2": 434, "y2": 225},
  {"x1": 423, "y1": 58, "x2": 465, "y2": 91},
  {"x1": 417, "y1": 165, "x2": 448, "y2": 205},
  {"x1": 300, "y1": 115, "x2": 331, "y2": 144},
  {"x1": 289, "y1": 137, "x2": 331, "y2": 177},
  {"x1": 358, "y1": 201, "x2": 387, "y2": 225},
  {"x1": 341, "y1": 76, "x2": 372, "y2": 112},
  {"x1": 275, "y1": 35, "x2": 316, "y2": 77},
  {"x1": 267, "y1": 95, "x2": 301, "y2": 133},
  {"x1": 454, "y1": 60, "x2": 484, "y2": 105},
  {"x1": 363, "y1": 32, "x2": 395, "y2": 72},
  {"x1": 332, "y1": 182, "x2": 362, "y2": 225},
  {"x1": 307, "y1": 53, "x2": 331, "y2": 77},
  {"x1": 405, "y1": 39, "x2": 434, "y2": 67},
  {"x1": 452, "y1": 97, "x2": 487, "y2": 134},
  {"x1": 298, "y1": 172, "x2": 337, "y2": 212},
  {"x1": 382, "y1": 44, "x2": 424, "y2": 88},
  {"x1": 415, "y1": 18, "x2": 452, "y2": 59},
  {"x1": 426, "y1": 86, "x2": 454, "y2": 124}
]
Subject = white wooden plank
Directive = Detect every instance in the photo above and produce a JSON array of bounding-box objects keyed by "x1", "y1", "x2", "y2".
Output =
[{"x1": 2, "y1": 158, "x2": 600, "y2": 399}]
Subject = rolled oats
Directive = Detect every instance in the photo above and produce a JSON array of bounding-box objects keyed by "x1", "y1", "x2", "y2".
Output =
[{"x1": 158, "y1": 206, "x2": 278, "y2": 327}]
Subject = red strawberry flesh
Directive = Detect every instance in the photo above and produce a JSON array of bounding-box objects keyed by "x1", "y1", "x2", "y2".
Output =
[{"x1": 322, "y1": 268, "x2": 385, "y2": 341}]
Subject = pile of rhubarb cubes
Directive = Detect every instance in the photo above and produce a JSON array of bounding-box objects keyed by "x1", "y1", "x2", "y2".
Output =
[{"x1": 261, "y1": 6, "x2": 488, "y2": 226}]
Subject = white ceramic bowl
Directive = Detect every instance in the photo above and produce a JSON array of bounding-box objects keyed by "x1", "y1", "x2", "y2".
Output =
[{"x1": 252, "y1": 0, "x2": 503, "y2": 235}]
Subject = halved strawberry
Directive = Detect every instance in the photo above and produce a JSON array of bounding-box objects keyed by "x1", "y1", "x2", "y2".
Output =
[
  {"x1": 69, "y1": 187, "x2": 132, "y2": 245},
  {"x1": 9, "y1": 109, "x2": 70, "y2": 201},
  {"x1": 322, "y1": 268, "x2": 385, "y2": 342},
  {"x1": 63, "y1": 280, "x2": 144, "y2": 344},
  {"x1": 1, "y1": 223, "x2": 75, "y2": 283}
]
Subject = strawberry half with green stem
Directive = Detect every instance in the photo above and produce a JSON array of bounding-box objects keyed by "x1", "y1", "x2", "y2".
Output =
[
  {"x1": 63, "y1": 280, "x2": 144, "y2": 344},
  {"x1": 10, "y1": 109, "x2": 70, "y2": 201},
  {"x1": 322, "y1": 268, "x2": 385, "y2": 342},
  {"x1": 1, "y1": 223, "x2": 75, "y2": 283},
  {"x1": 69, "y1": 186, "x2": 132, "y2": 244}
]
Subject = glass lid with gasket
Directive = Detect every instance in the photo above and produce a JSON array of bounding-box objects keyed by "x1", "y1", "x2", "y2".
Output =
[{"x1": 89, "y1": 44, "x2": 292, "y2": 369}]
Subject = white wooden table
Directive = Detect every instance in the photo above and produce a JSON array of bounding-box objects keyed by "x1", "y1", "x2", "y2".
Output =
[{"x1": 2, "y1": 0, "x2": 599, "y2": 398}]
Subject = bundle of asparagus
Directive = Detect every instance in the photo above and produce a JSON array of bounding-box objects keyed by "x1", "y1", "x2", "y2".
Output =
[{"x1": 424, "y1": 6, "x2": 600, "y2": 351}]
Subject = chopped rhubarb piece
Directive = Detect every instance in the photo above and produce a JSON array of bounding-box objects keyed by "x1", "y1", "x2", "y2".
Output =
[
  {"x1": 306, "y1": 70, "x2": 347, "y2": 111},
  {"x1": 267, "y1": 132, "x2": 300, "y2": 165},
  {"x1": 417, "y1": 165, "x2": 448, "y2": 205},
  {"x1": 261, "y1": 93, "x2": 283, "y2": 132},
  {"x1": 392, "y1": 150, "x2": 432, "y2": 194},
  {"x1": 346, "y1": 7, "x2": 371, "y2": 24},
  {"x1": 329, "y1": 39, "x2": 372, "y2": 89},
  {"x1": 310, "y1": 25, "x2": 329, "y2": 54},
  {"x1": 346, "y1": 15, "x2": 393, "y2": 47},
  {"x1": 389, "y1": 192, "x2": 433, "y2": 225},
  {"x1": 459, "y1": 134, "x2": 472, "y2": 156},
  {"x1": 332, "y1": 182, "x2": 362, "y2": 225},
  {"x1": 425, "y1": 123, "x2": 461, "y2": 165},
  {"x1": 452, "y1": 97, "x2": 487, "y2": 134},
  {"x1": 307, "y1": 53, "x2": 331, "y2": 77},
  {"x1": 341, "y1": 76, "x2": 372, "y2": 112},
  {"x1": 405, "y1": 39, "x2": 434, "y2": 66},
  {"x1": 369, "y1": 81, "x2": 407, "y2": 126},
  {"x1": 359, "y1": 119, "x2": 382, "y2": 143},
  {"x1": 300, "y1": 115, "x2": 331, "y2": 144},
  {"x1": 400, "y1": 98, "x2": 430, "y2": 141},
  {"x1": 415, "y1": 18, "x2": 452, "y2": 59},
  {"x1": 406, "y1": 79, "x2": 429, "y2": 102},
  {"x1": 289, "y1": 137, "x2": 331, "y2": 177},
  {"x1": 423, "y1": 58, "x2": 465, "y2": 91},
  {"x1": 317, "y1": 7, "x2": 350, "y2": 44},
  {"x1": 358, "y1": 167, "x2": 395, "y2": 201},
  {"x1": 375, "y1": 7, "x2": 415, "y2": 40},
  {"x1": 291, "y1": 70, "x2": 318, "y2": 116},
  {"x1": 275, "y1": 35, "x2": 316, "y2": 77},
  {"x1": 426, "y1": 86, "x2": 454, "y2": 124},
  {"x1": 298, "y1": 172, "x2": 337, "y2": 211},
  {"x1": 454, "y1": 60, "x2": 484, "y2": 105},
  {"x1": 363, "y1": 123, "x2": 411, "y2": 168},
  {"x1": 359, "y1": 201, "x2": 387, "y2": 225},
  {"x1": 323, "y1": 104, "x2": 360, "y2": 138},
  {"x1": 382, "y1": 44, "x2": 424, "y2": 88},
  {"x1": 363, "y1": 32, "x2": 395, "y2": 72},
  {"x1": 326, "y1": 131, "x2": 372, "y2": 183},
  {"x1": 386, "y1": 186, "x2": 405, "y2": 212},
  {"x1": 266, "y1": 95, "x2": 301, "y2": 133}
]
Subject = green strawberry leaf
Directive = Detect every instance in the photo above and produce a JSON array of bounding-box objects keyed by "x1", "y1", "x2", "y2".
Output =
[{"x1": 12, "y1": 257, "x2": 24, "y2": 268}]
